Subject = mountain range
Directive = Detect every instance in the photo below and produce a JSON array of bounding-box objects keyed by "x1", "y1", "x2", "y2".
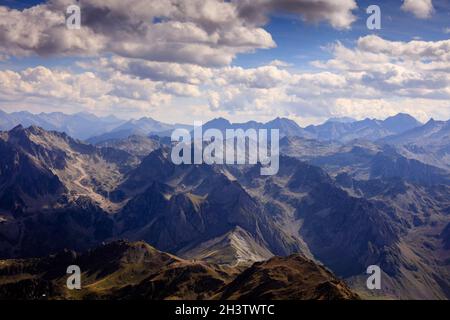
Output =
[
  {"x1": 0, "y1": 109, "x2": 430, "y2": 144},
  {"x1": 304, "y1": 113, "x2": 422, "y2": 142},
  {"x1": 0, "y1": 111, "x2": 449, "y2": 300},
  {"x1": 0, "y1": 110, "x2": 124, "y2": 140}
]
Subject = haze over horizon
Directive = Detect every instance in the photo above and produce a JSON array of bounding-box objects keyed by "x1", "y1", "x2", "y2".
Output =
[
  {"x1": 3, "y1": 107, "x2": 446, "y2": 128},
  {"x1": 0, "y1": 0, "x2": 449, "y2": 126}
]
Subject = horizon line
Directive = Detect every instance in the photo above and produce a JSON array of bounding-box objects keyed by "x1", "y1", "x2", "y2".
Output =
[{"x1": 1, "y1": 108, "x2": 444, "y2": 128}]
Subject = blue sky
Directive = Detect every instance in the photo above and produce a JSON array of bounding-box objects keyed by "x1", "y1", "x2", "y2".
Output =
[
  {"x1": 4, "y1": 0, "x2": 450, "y2": 69},
  {"x1": 240, "y1": 0, "x2": 450, "y2": 68},
  {"x1": 0, "y1": 0, "x2": 449, "y2": 125}
]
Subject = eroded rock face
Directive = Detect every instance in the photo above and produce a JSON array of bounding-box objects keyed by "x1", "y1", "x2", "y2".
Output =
[{"x1": 0, "y1": 125, "x2": 449, "y2": 300}]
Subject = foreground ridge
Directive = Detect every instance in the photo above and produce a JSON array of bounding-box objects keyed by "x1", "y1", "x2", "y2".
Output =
[{"x1": 0, "y1": 240, "x2": 359, "y2": 300}]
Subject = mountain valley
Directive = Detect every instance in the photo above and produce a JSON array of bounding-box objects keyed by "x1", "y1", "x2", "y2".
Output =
[{"x1": 0, "y1": 112, "x2": 449, "y2": 300}]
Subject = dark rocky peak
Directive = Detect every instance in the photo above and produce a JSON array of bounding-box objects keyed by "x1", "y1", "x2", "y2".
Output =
[{"x1": 288, "y1": 162, "x2": 332, "y2": 191}]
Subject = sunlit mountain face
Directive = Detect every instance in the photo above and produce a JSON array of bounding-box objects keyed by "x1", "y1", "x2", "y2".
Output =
[{"x1": 0, "y1": 0, "x2": 449, "y2": 301}]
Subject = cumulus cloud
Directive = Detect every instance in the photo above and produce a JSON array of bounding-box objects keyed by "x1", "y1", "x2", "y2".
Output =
[
  {"x1": 81, "y1": 34, "x2": 449, "y2": 122},
  {"x1": 301, "y1": 35, "x2": 450, "y2": 121},
  {"x1": 184, "y1": 35, "x2": 450, "y2": 122},
  {"x1": 95, "y1": 57, "x2": 214, "y2": 85},
  {"x1": 268, "y1": 60, "x2": 292, "y2": 67},
  {"x1": 215, "y1": 65, "x2": 291, "y2": 89},
  {"x1": 234, "y1": 0, "x2": 357, "y2": 29},
  {"x1": 3, "y1": 32, "x2": 450, "y2": 125},
  {"x1": 0, "y1": 0, "x2": 275, "y2": 66},
  {"x1": 0, "y1": 0, "x2": 448, "y2": 125},
  {"x1": 0, "y1": 5, "x2": 103, "y2": 57},
  {"x1": 357, "y1": 35, "x2": 449, "y2": 61},
  {"x1": 0, "y1": 0, "x2": 358, "y2": 66},
  {"x1": 401, "y1": 0, "x2": 434, "y2": 19},
  {"x1": 0, "y1": 66, "x2": 176, "y2": 117}
]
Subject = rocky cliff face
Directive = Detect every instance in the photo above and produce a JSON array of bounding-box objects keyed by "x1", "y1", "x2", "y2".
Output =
[{"x1": 0, "y1": 125, "x2": 449, "y2": 300}]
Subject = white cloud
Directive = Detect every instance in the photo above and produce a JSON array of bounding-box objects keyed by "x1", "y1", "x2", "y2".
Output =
[
  {"x1": 193, "y1": 35, "x2": 450, "y2": 123},
  {"x1": 0, "y1": 0, "x2": 358, "y2": 67},
  {"x1": 0, "y1": 66, "x2": 175, "y2": 117},
  {"x1": 234, "y1": 0, "x2": 358, "y2": 30},
  {"x1": 1, "y1": 29, "x2": 449, "y2": 125},
  {"x1": 312, "y1": 36, "x2": 450, "y2": 94},
  {"x1": 96, "y1": 57, "x2": 214, "y2": 85},
  {"x1": 401, "y1": 0, "x2": 434, "y2": 19},
  {"x1": 216, "y1": 65, "x2": 291, "y2": 89},
  {"x1": 268, "y1": 60, "x2": 292, "y2": 68},
  {"x1": 0, "y1": 0, "x2": 275, "y2": 66}
]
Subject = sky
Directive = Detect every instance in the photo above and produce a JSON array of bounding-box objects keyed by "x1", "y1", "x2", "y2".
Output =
[{"x1": 0, "y1": 0, "x2": 449, "y2": 125}]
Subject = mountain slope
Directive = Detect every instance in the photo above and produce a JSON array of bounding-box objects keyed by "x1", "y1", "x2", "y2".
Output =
[
  {"x1": 229, "y1": 156, "x2": 400, "y2": 277},
  {"x1": 96, "y1": 135, "x2": 161, "y2": 158},
  {"x1": 381, "y1": 119, "x2": 449, "y2": 146},
  {"x1": 0, "y1": 240, "x2": 358, "y2": 300},
  {"x1": 178, "y1": 226, "x2": 274, "y2": 266},
  {"x1": 217, "y1": 254, "x2": 359, "y2": 300},
  {"x1": 379, "y1": 120, "x2": 450, "y2": 171},
  {"x1": 0, "y1": 125, "x2": 136, "y2": 213},
  {"x1": 0, "y1": 125, "x2": 139, "y2": 258},
  {"x1": 116, "y1": 155, "x2": 303, "y2": 258},
  {"x1": 0, "y1": 125, "x2": 448, "y2": 299}
]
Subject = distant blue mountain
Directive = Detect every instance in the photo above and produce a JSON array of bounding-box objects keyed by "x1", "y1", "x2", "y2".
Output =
[
  {"x1": 381, "y1": 118, "x2": 450, "y2": 145},
  {"x1": 382, "y1": 113, "x2": 422, "y2": 135},
  {"x1": 0, "y1": 110, "x2": 124, "y2": 140},
  {"x1": 0, "y1": 110, "x2": 431, "y2": 143},
  {"x1": 199, "y1": 117, "x2": 314, "y2": 138},
  {"x1": 325, "y1": 117, "x2": 356, "y2": 124},
  {"x1": 87, "y1": 117, "x2": 191, "y2": 144},
  {"x1": 305, "y1": 113, "x2": 422, "y2": 142}
]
